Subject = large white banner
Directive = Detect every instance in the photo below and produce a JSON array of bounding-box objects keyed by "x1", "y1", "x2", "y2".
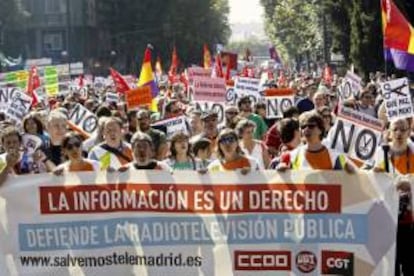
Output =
[{"x1": 0, "y1": 171, "x2": 400, "y2": 275}]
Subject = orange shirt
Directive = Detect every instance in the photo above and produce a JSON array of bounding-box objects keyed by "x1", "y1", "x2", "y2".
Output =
[
  {"x1": 221, "y1": 157, "x2": 251, "y2": 170},
  {"x1": 68, "y1": 161, "x2": 95, "y2": 172},
  {"x1": 391, "y1": 152, "x2": 414, "y2": 174},
  {"x1": 305, "y1": 147, "x2": 333, "y2": 170}
]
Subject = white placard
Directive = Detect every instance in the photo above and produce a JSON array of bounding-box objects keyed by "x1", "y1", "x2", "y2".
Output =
[{"x1": 381, "y1": 78, "x2": 413, "y2": 120}]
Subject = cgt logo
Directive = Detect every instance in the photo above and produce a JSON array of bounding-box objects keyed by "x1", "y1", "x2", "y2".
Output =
[
  {"x1": 295, "y1": 251, "x2": 317, "y2": 273},
  {"x1": 321, "y1": 251, "x2": 354, "y2": 276},
  {"x1": 234, "y1": 251, "x2": 291, "y2": 271}
]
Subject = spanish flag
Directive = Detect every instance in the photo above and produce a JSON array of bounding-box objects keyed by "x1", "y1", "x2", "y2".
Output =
[
  {"x1": 138, "y1": 45, "x2": 159, "y2": 109},
  {"x1": 381, "y1": 0, "x2": 414, "y2": 71}
]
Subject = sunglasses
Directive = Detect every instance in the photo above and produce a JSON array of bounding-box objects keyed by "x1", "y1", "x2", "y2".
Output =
[
  {"x1": 219, "y1": 135, "x2": 237, "y2": 145},
  {"x1": 65, "y1": 141, "x2": 81, "y2": 150},
  {"x1": 391, "y1": 127, "x2": 409, "y2": 132},
  {"x1": 300, "y1": 124, "x2": 318, "y2": 130},
  {"x1": 226, "y1": 111, "x2": 238, "y2": 115},
  {"x1": 242, "y1": 101, "x2": 251, "y2": 105}
]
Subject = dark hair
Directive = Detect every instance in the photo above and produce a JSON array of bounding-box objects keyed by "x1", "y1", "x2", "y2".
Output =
[
  {"x1": 278, "y1": 118, "x2": 299, "y2": 144},
  {"x1": 283, "y1": 106, "x2": 300, "y2": 118},
  {"x1": 61, "y1": 132, "x2": 83, "y2": 149},
  {"x1": 237, "y1": 95, "x2": 251, "y2": 109},
  {"x1": 192, "y1": 138, "x2": 212, "y2": 156},
  {"x1": 216, "y1": 128, "x2": 243, "y2": 159},
  {"x1": 299, "y1": 111, "x2": 325, "y2": 140},
  {"x1": 165, "y1": 100, "x2": 178, "y2": 114},
  {"x1": 23, "y1": 113, "x2": 44, "y2": 135},
  {"x1": 254, "y1": 102, "x2": 266, "y2": 113},
  {"x1": 95, "y1": 104, "x2": 112, "y2": 118},
  {"x1": 169, "y1": 132, "x2": 192, "y2": 159}
]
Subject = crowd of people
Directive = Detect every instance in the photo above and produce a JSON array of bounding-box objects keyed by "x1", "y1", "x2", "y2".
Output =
[{"x1": 0, "y1": 66, "x2": 412, "y2": 275}]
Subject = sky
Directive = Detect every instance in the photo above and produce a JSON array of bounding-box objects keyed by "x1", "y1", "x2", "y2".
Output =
[
  {"x1": 228, "y1": 0, "x2": 264, "y2": 24},
  {"x1": 228, "y1": 0, "x2": 266, "y2": 41}
]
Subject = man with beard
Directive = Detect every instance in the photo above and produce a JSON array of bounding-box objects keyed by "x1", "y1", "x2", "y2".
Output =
[
  {"x1": 237, "y1": 96, "x2": 268, "y2": 140},
  {"x1": 120, "y1": 132, "x2": 171, "y2": 171},
  {"x1": 137, "y1": 109, "x2": 168, "y2": 160}
]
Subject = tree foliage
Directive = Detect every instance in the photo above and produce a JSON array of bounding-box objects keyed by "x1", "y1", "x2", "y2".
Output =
[
  {"x1": 261, "y1": 0, "x2": 414, "y2": 77},
  {"x1": 100, "y1": 0, "x2": 230, "y2": 73},
  {"x1": 261, "y1": 0, "x2": 322, "y2": 62}
]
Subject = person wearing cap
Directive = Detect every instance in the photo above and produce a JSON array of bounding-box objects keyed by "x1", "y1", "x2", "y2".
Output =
[
  {"x1": 237, "y1": 96, "x2": 268, "y2": 140},
  {"x1": 119, "y1": 132, "x2": 171, "y2": 171},
  {"x1": 219, "y1": 105, "x2": 241, "y2": 131},
  {"x1": 190, "y1": 110, "x2": 220, "y2": 147},
  {"x1": 137, "y1": 109, "x2": 168, "y2": 160}
]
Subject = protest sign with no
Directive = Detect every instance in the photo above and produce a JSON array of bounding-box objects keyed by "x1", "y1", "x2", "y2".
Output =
[
  {"x1": 381, "y1": 78, "x2": 414, "y2": 120},
  {"x1": 264, "y1": 88, "x2": 295, "y2": 119},
  {"x1": 327, "y1": 106, "x2": 383, "y2": 163},
  {"x1": 68, "y1": 103, "x2": 98, "y2": 138},
  {"x1": 194, "y1": 101, "x2": 225, "y2": 124},
  {"x1": 5, "y1": 90, "x2": 32, "y2": 125},
  {"x1": 339, "y1": 71, "x2": 362, "y2": 100}
]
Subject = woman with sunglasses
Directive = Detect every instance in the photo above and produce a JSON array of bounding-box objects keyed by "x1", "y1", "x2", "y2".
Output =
[
  {"x1": 208, "y1": 128, "x2": 259, "y2": 174},
  {"x1": 54, "y1": 132, "x2": 100, "y2": 174},
  {"x1": 277, "y1": 111, "x2": 355, "y2": 172}
]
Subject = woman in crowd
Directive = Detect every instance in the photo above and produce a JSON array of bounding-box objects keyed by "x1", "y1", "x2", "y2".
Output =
[
  {"x1": 22, "y1": 113, "x2": 50, "y2": 146},
  {"x1": 54, "y1": 132, "x2": 100, "y2": 174},
  {"x1": 317, "y1": 106, "x2": 334, "y2": 136},
  {"x1": 163, "y1": 132, "x2": 197, "y2": 170},
  {"x1": 236, "y1": 119, "x2": 270, "y2": 169},
  {"x1": 208, "y1": 128, "x2": 259, "y2": 173}
]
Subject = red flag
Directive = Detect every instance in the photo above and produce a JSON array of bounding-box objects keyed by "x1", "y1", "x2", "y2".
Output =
[
  {"x1": 110, "y1": 68, "x2": 130, "y2": 94},
  {"x1": 78, "y1": 74, "x2": 84, "y2": 88},
  {"x1": 212, "y1": 54, "x2": 223, "y2": 78},
  {"x1": 203, "y1": 44, "x2": 212, "y2": 69},
  {"x1": 168, "y1": 46, "x2": 179, "y2": 82},
  {"x1": 27, "y1": 66, "x2": 40, "y2": 106}
]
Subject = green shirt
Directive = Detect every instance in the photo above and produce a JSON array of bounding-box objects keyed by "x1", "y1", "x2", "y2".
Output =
[{"x1": 248, "y1": 113, "x2": 268, "y2": 140}]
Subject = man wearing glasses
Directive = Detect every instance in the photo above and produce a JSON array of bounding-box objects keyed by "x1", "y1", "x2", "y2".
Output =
[{"x1": 237, "y1": 96, "x2": 268, "y2": 140}]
